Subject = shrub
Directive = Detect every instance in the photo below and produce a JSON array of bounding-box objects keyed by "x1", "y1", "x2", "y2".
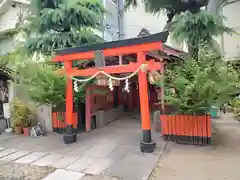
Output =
[
  {"x1": 10, "y1": 99, "x2": 33, "y2": 128},
  {"x1": 156, "y1": 54, "x2": 239, "y2": 114}
]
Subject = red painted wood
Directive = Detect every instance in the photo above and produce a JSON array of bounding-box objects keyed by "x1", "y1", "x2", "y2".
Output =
[
  {"x1": 52, "y1": 112, "x2": 78, "y2": 128},
  {"x1": 138, "y1": 51, "x2": 151, "y2": 131},
  {"x1": 68, "y1": 61, "x2": 162, "y2": 77},
  {"x1": 64, "y1": 61, "x2": 73, "y2": 126},
  {"x1": 53, "y1": 42, "x2": 162, "y2": 62},
  {"x1": 85, "y1": 87, "x2": 91, "y2": 132},
  {"x1": 207, "y1": 116, "x2": 211, "y2": 138},
  {"x1": 160, "y1": 115, "x2": 211, "y2": 138}
]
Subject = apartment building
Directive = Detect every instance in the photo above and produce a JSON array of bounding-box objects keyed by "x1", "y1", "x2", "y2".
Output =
[
  {"x1": 221, "y1": 0, "x2": 240, "y2": 60},
  {"x1": 0, "y1": 0, "x2": 123, "y2": 55},
  {"x1": 123, "y1": 1, "x2": 185, "y2": 51}
]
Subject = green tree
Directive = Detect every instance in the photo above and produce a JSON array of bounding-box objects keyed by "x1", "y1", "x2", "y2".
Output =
[
  {"x1": 24, "y1": 0, "x2": 105, "y2": 55},
  {"x1": 161, "y1": 54, "x2": 239, "y2": 114},
  {"x1": 8, "y1": 0, "x2": 106, "y2": 107},
  {"x1": 124, "y1": 0, "x2": 208, "y2": 30},
  {"x1": 124, "y1": 0, "x2": 234, "y2": 60},
  {"x1": 16, "y1": 62, "x2": 86, "y2": 107},
  {"x1": 169, "y1": 10, "x2": 233, "y2": 60}
]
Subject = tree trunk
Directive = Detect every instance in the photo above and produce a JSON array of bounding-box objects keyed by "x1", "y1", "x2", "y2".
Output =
[{"x1": 188, "y1": 45, "x2": 199, "y2": 61}]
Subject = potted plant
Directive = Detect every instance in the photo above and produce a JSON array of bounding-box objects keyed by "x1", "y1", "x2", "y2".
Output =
[
  {"x1": 22, "y1": 108, "x2": 32, "y2": 136},
  {"x1": 10, "y1": 99, "x2": 32, "y2": 135},
  {"x1": 155, "y1": 55, "x2": 239, "y2": 145},
  {"x1": 10, "y1": 99, "x2": 23, "y2": 134}
]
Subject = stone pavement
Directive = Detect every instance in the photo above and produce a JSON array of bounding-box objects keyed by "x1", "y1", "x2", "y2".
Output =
[{"x1": 0, "y1": 114, "x2": 166, "y2": 180}]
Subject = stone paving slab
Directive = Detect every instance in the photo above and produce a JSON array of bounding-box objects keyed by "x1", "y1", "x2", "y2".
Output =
[
  {"x1": 105, "y1": 151, "x2": 159, "y2": 180},
  {"x1": 32, "y1": 153, "x2": 63, "y2": 166},
  {"x1": 108, "y1": 145, "x2": 134, "y2": 162},
  {"x1": 42, "y1": 169, "x2": 85, "y2": 180},
  {"x1": 0, "y1": 148, "x2": 17, "y2": 158},
  {"x1": 84, "y1": 140, "x2": 117, "y2": 158},
  {"x1": 66, "y1": 156, "x2": 94, "y2": 172},
  {"x1": 0, "y1": 150, "x2": 30, "y2": 161},
  {"x1": 66, "y1": 143, "x2": 92, "y2": 156},
  {"x1": 52, "y1": 156, "x2": 81, "y2": 169},
  {"x1": 0, "y1": 115, "x2": 166, "y2": 180},
  {"x1": 84, "y1": 158, "x2": 112, "y2": 175},
  {"x1": 16, "y1": 152, "x2": 48, "y2": 164}
]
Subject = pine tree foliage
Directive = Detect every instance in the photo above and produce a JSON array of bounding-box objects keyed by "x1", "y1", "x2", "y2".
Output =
[
  {"x1": 124, "y1": 0, "x2": 208, "y2": 30},
  {"x1": 125, "y1": 0, "x2": 208, "y2": 13},
  {"x1": 24, "y1": 0, "x2": 105, "y2": 55},
  {"x1": 169, "y1": 11, "x2": 234, "y2": 59},
  {"x1": 163, "y1": 54, "x2": 239, "y2": 114}
]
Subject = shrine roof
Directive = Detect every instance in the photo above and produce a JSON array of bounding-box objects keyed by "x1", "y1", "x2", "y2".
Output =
[
  {"x1": 0, "y1": 66, "x2": 13, "y2": 80},
  {"x1": 54, "y1": 30, "x2": 186, "y2": 68},
  {"x1": 55, "y1": 31, "x2": 169, "y2": 55}
]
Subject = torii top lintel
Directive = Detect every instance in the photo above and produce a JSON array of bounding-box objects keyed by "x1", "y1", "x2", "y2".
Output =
[{"x1": 53, "y1": 31, "x2": 169, "y2": 62}]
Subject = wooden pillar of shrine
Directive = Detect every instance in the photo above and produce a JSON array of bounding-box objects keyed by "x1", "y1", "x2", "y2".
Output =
[
  {"x1": 137, "y1": 51, "x2": 156, "y2": 153},
  {"x1": 85, "y1": 86, "x2": 91, "y2": 132},
  {"x1": 63, "y1": 61, "x2": 77, "y2": 144}
]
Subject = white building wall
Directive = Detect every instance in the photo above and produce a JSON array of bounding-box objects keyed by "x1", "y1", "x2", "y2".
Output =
[
  {"x1": 0, "y1": 37, "x2": 14, "y2": 55},
  {"x1": 0, "y1": 1, "x2": 27, "y2": 55},
  {"x1": 221, "y1": 0, "x2": 240, "y2": 60},
  {"x1": 102, "y1": 0, "x2": 120, "y2": 41},
  {"x1": 0, "y1": 2, "x2": 26, "y2": 34},
  {"x1": 123, "y1": 3, "x2": 167, "y2": 38},
  {"x1": 123, "y1": 2, "x2": 184, "y2": 51}
]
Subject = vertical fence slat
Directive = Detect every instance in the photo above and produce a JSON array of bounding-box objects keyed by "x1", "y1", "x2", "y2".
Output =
[{"x1": 51, "y1": 111, "x2": 78, "y2": 134}]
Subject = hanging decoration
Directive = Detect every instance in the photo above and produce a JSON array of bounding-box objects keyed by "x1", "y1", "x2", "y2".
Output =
[
  {"x1": 124, "y1": 79, "x2": 130, "y2": 93},
  {"x1": 108, "y1": 78, "x2": 114, "y2": 91},
  {"x1": 71, "y1": 63, "x2": 156, "y2": 92},
  {"x1": 74, "y1": 80, "x2": 79, "y2": 92}
]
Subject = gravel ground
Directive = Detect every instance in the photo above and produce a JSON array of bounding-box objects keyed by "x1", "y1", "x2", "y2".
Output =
[
  {"x1": 149, "y1": 113, "x2": 240, "y2": 180},
  {"x1": 0, "y1": 161, "x2": 121, "y2": 180},
  {"x1": 0, "y1": 161, "x2": 55, "y2": 180}
]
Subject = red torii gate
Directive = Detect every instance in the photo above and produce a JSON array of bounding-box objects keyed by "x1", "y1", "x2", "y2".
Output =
[{"x1": 53, "y1": 32, "x2": 169, "y2": 153}]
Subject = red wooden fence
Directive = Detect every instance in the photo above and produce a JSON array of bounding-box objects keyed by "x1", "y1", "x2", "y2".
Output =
[
  {"x1": 52, "y1": 112, "x2": 78, "y2": 133},
  {"x1": 160, "y1": 115, "x2": 211, "y2": 145}
]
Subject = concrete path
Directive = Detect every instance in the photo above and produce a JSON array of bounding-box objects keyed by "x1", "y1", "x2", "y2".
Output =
[
  {"x1": 0, "y1": 114, "x2": 166, "y2": 180},
  {"x1": 150, "y1": 113, "x2": 240, "y2": 180}
]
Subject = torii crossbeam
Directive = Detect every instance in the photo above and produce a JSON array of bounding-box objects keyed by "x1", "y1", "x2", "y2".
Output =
[{"x1": 53, "y1": 31, "x2": 169, "y2": 153}]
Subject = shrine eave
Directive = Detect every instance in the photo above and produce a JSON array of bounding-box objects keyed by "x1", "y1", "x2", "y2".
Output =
[{"x1": 55, "y1": 31, "x2": 169, "y2": 56}]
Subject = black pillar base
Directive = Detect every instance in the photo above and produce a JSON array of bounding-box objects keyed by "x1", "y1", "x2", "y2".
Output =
[
  {"x1": 140, "y1": 141, "x2": 156, "y2": 153},
  {"x1": 63, "y1": 125, "x2": 77, "y2": 144},
  {"x1": 140, "y1": 129, "x2": 156, "y2": 153}
]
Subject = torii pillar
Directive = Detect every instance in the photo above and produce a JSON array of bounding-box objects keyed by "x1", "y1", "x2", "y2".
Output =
[
  {"x1": 64, "y1": 61, "x2": 77, "y2": 144},
  {"x1": 137, "y1": 51, "x2": 156, "y2": 153}
]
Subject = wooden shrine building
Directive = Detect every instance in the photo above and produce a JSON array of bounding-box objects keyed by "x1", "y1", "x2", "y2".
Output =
[{"x1": 53, "y1": 31, "x2": 184, "y2": 153}]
